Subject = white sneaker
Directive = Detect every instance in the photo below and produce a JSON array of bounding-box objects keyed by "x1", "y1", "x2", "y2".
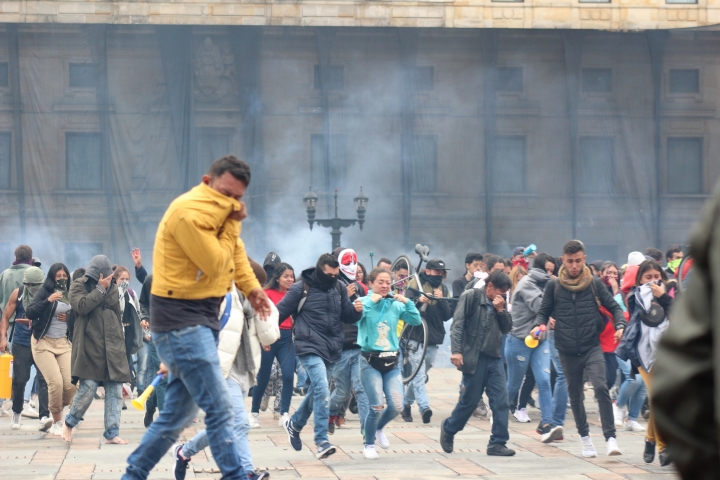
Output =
[
  {"x1": 48, "y1": 421, "x2": 63, "y2": 436},
  {"x1": 278, "y1": 413, "x2": 289, "y2": 427},
  {"x1": 613, "y1": 403, "x2": 625, "y2": 427},
  {"x1": 375, "y1": 429, "x2": 390, "y2": 449},
  {"x1": 606, "y1": 437, "x2": 622, "y2": 456},
  {"x1": 363, "y1": 444, "x2": 379, "y2": 459},
  {"x1": 21, "y1": 404, "x2": 39, "y2": 419},
  {"x1": 249, "y1": 412, "x2": 261, "y2": 428},
  {"x1": 624, "y1": 420, "x2": 646, "y2": 432},
  {"x1": 11, "y1": 412, "x2": 22, "y2": 430},
  {"x1": 39, "y1": 416, "x2": 53, "y2": 432},
  {"x1": 581, "y1": 436, "x2": 597, "y2": 458},
  {"x1": 513, "y1": 408, "x2": 531, "y2": 423}
]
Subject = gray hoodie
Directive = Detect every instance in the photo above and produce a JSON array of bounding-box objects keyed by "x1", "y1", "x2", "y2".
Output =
[{"x1": 510, "y1": 268, "x2": 552, "y2": 340}]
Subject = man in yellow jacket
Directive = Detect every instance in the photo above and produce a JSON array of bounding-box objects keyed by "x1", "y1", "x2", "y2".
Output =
[{"x1": 123, "y1": 156, "x2": 270, "y2": 480}]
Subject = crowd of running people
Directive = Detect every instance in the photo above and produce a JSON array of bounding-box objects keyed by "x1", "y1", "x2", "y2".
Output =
[{"x1": 0, "y1": 155, "x2": 688, "y2": 479}]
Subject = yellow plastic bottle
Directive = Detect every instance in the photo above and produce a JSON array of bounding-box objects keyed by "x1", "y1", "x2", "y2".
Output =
[{"x1": 0, "y1": 352, "x2": 13, "y2": 399}]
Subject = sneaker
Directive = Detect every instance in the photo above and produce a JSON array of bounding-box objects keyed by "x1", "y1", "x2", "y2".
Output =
[
  {"x1": 315, "y1": 441, "x2": 336, "y2": 459},
  {"x1": 48, "y1": 421, "x2": 63, "y2": 436},
  {"x1": 659, "y1": 448, "x2": 671, "y2": 467},
  {"x1": 363, "y1": 444, "x2": 379, "y2": 459},
  {"x1": 540, "y1": 424, "x2": 564, "y2": 444},
  {"x1": 173, "y1": 444, "x2": 190, "y2": 480},
  {"x1": 581, "y1": 436, "x2": 597, "y2": 458},
  {"x1": 278, "y1": 412, "x2": 289, "y2": 428},
  {"x1": 487, "y1": 444, "x2": 516, "y2": 456},
  {"x1": 513, "y1": 408, "x2": 530, "y2": 423},
  {"x1": 624, "y1": 419, "x2": 646, "y2": 432},
  {"x1": 401, "y1": 405, "x2": 412, "y2": 422},
  {"x1": 249, "y1": 472, "x2": 270, "y2": 480},
  {"x1": 328, "y1": 416, "x2": 336, "y2": 435},
  {"x1": 439, "y1": 420, "x2": 454, "y2": 453},
  {"x1": 613, "y1": 403, "x2": 625, "y2": 427},
  {"x1": 606, "y1": 437, "x2": 622, "y2": 456},
  {"x1": 11, "y1": 412, "x2": 22, "y2": 430},
  {"x1": 284, "y1": 418, "x2": 302, "y2": 451},
  {"x1": 335, "y1": 417, "x2": 346, "y2": 428},
  {"x1": 473, "y1": 401, "x2": 488, "y2": 418},
  {"x1": 39, "y1": 416, "x2": 53, "y2": 432},
  {"x1": 21, "y1": 404, "x2": 39, "y2": 419},
  {"x1": 421, "y1": 408, "x2": 433, "y2": 424},
  {"x1": 249, "y1": 412, "x2": 261, "y2": 429},
  {"x1": 260, "y1": 395, "x2": 269, "y2": 412},
  {"x1": 144, "y1": 408, "x2": 155, "y2": 428},
  {"x1": 644, "y1": 440, "x2": 656, "y2": 464},
  {"x1": 375, "y1": 429, "x2": 390, "y2": 449}
]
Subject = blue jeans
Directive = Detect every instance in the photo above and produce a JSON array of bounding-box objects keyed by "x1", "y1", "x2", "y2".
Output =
[
  {"x1": 444, "y1": 353, "x2": 509, "y2": 446},
  {"x1": 135, "y1": 344, "x2": 149, "y2": 393},
  {"x1": 122, "y1": 325, "x2": 245, "y2": 480},
  {"x1": 615, "y1": 355, "x2": 647, "y2": 421},
  {"x1": 403, "y1": 341, "x2": 437, "y2": 411},
  {"x1": 329, "y1": 348, "x2": 369, "y2": 426},
  {"x1": 359, "y1": 355, "x2": 403, "y2": 445},
  {"x1": 182, "y1": 378, "x2": 254, "y2": 474},
  {"x1": 289, "y1": 354, "x2": 332, "y2": 446},
  {"x1": 505, "y1": 335, "x2": 553, "y2": 426},
  {"x1": 296, "y1": 356, "x2": 309, "y2": 389},
  {"x1": 252, "y1": 329, "x2": 295, "y2": 414},
  {"x1": 65, "y1": 379, "x2": 122, "y2": 440},
  {"x1": 548, "y1": 331, "x2": 568, "y2": 427}
]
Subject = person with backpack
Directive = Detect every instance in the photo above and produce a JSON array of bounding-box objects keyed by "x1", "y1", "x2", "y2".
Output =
[
  {"x1": 440, "y1": 271, "x2": 515, "y2": 457},
  {"x1": 279, "y1": 253, "x2": 363, "y2": 460},
  {"x1": 25, "y1": 263, "x2": 76, "y2": 436},
  {"x1": 532, "y1": 240, "x2": 627, "y2": 458}
]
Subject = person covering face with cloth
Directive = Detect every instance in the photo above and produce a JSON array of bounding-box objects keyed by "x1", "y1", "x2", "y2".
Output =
[{"x1": 354, "y1": 267, "x2": 421, "y2": 459}]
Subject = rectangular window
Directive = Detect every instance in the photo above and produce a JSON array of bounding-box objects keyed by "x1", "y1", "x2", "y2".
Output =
[
  {"x1": 669, "y1": 69, "x2": 699, "y2": 93},
  {"x1": 492, "y1": 136, "x2": 525, "y2": 193},
  {"x1": 65, "y1": 242, "x2": 103, "y2": 271},
  {"x1": 196, "y1": 132, "x2": 230, "y2": 177},
  {"x1": 410, "y1": 135, "x2": 437, "y2": 192},
  {"x1": 667, "y1": 137, "x2": 703, "y2": 194},
  {"x1": 411, "y1": 66, "x2": 434, "y2": 91},
  {"x1": 496, "y1": 67, "x2": 523, "y2": 92},
  {"x1": 66, "y1": 133, "x2": 102, "y2": 190},
  {"x1": 0, "y1": 63, "x2": 8, "y2": 88},
  {"x1": 311, "y1": 134, "x2": 348, "y2": 190},
  {"x1": 0, "y1": 133, "x2": 10, "y2": 189},
  {"x1": 579, "y1": 137, "x2": 615, "y2": 193},
  {"x1": 314, "y1": 65, "x2": 344, "y2": 91},
  {"x1": 69, "y1": 63, "x2": 95, "y2": 88},
  {"x1": 582, "y1": 68, "x2": 613, "y2": 93}
]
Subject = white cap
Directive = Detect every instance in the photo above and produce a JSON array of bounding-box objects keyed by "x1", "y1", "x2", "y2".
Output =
[{"x1": 627, "y1": 251, "x2": 645, "y2": 266}]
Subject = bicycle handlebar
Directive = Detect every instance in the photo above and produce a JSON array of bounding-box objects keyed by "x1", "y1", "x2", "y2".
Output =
[{"x1": 406, "y1": 287, "x2": 458, "y2": 302}]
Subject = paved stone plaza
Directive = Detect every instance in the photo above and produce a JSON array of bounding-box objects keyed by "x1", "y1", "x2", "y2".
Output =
[{"x1": 2, "y1": 369, "x2": 680, "y2": 480}]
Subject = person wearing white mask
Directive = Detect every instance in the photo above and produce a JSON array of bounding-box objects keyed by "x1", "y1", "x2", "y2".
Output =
[{"x1": 113, "y1": 266, "x2": 143, "y2": 403}]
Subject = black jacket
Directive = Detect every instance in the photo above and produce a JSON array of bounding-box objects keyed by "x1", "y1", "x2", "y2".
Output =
[
  {"x1": 26, "y1": 286, "x2": 71, "y2": 341},
  {"x1": 451, "y1": 288, "x2": 512, "y2": 375},
  {"x1": 139, "y1": 273, "x2": 153, "y2": 321},
  {"x1": 276, "y1": 268, "x2": 361, "y2": 363},
  {"x1": 406, "y1": 278, "x2": 452, "y2": 346},
  {"x1": 339, "y1": 275, "x2": 366, "y2": 350},
  {"x1": 535, "y1": 277, "x2": 626, "y2": 356}
]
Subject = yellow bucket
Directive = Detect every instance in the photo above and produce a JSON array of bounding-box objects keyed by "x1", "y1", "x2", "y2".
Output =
[{"x1": 0, "y1": 352, "x2": 13, "y2": 399}]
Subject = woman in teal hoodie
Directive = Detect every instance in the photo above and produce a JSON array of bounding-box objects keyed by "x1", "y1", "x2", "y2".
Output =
[{"x1": 353, "y1": 267, "x2": 421, "y2": 459}]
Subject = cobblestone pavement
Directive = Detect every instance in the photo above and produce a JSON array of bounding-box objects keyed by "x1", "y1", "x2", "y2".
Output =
[{"x1": 1, "y1": 368, "x2": 680, "y2": 479}]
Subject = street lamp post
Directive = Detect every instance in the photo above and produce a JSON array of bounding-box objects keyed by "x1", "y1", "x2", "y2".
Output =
[{"x1": 304, "y1": 187, "x2": 369, "y2": 250}]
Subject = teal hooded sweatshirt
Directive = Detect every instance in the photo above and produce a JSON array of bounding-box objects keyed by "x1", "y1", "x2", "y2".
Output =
[{"x1": 357, "y1": 293, "x2": 422, "y2": 353}]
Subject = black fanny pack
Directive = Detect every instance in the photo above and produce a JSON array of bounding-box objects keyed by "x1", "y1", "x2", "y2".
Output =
[{"x1": 361, "y1": 350, "x2": 399, "y2": 372}]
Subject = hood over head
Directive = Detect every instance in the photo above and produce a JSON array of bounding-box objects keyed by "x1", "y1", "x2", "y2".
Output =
[{"x1": 86, "y1": 255, "x2": 113, "y2": 281}]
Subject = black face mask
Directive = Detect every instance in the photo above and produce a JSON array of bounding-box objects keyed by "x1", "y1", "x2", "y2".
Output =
[
  {"x1": 420, "y1": 272, "x2": 443, "y2": 289},
  {"x1": 315, "y1": 268, "x2": 338, "y2": 290}
]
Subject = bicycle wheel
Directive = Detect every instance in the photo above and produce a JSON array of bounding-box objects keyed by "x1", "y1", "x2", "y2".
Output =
[
  {"x1": 390, "y1": 254, "x2": 414, "y2": 295},
  {"x1": 400, "y1": 317, "x2": 427, "y2": 384}
]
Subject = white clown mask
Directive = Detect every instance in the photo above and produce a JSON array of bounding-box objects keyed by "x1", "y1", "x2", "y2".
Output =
[{"x1": 338, "y1": 248, "x2": 358, "y2": 281}]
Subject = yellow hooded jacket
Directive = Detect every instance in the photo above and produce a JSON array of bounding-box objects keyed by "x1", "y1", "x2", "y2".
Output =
[{"x1": 151, "y1": 182, "x2": 261, "y2": 300}]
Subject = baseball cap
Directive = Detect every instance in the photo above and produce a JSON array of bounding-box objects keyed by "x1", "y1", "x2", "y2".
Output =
[
  {"x1": 426, "y1": 259, "x2": 450, "y2": 271},
  {"x1": 512, "y1": 247, "x2": 525, "y2": 257}
]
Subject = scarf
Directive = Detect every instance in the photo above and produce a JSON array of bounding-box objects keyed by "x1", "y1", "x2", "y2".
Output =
[
  {"x1": 54, "y1": 279, "x2": 70, "y2": 304},
  {"x1": 21, "y1": 266, "x2": 45, "y2": 311},
  {"x1": 314, "y1": 268, "x2": 338, "y2": 290},
  {"x1": 420, "y1": 272, "x2": 443, "y2": 289},
  {"x1": 557, "y1": 265, "x2": 593, "y2": 292}
]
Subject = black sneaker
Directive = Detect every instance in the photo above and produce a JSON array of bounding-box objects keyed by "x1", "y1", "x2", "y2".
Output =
[
  {"x1": 644, "y1": 440, "x2": 656, "y2": 464},
  {"x1": 421, "y1": 408, "x2": 433, "y2": 424},
  {"x1": 284, "y1": 418, "x2": 302, "y2": 451},
  {"x1": 401, "y1": 405, "x2": 413, "y2": 422},
  {"x1": 540, "y1": 424, "x2": 563, "y2": 444},
  {"x1": 439, "y1": 420, "x2": 454, "y2": 453},
  {"x1": 315, "y1": 441, "x2": 336, "y2": 459},
  {"x1": 173, "y1": 444, "x2": 190, "y2": 480},
  {"x1": 658, "y1": 448, "x2": 671, "y2": 467},
  {"x1": 144, "y1": 408, "x2": 155, "y2": 428},
  {"x1": 487, "y1": 444, "x2": 516, "y2": 456},
  {"x1": 536, "y1": 420, "x2": 543, "y2": 435},
  {"x1": 249, "y1": 471, "x2": 270, "y2": 480}
]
